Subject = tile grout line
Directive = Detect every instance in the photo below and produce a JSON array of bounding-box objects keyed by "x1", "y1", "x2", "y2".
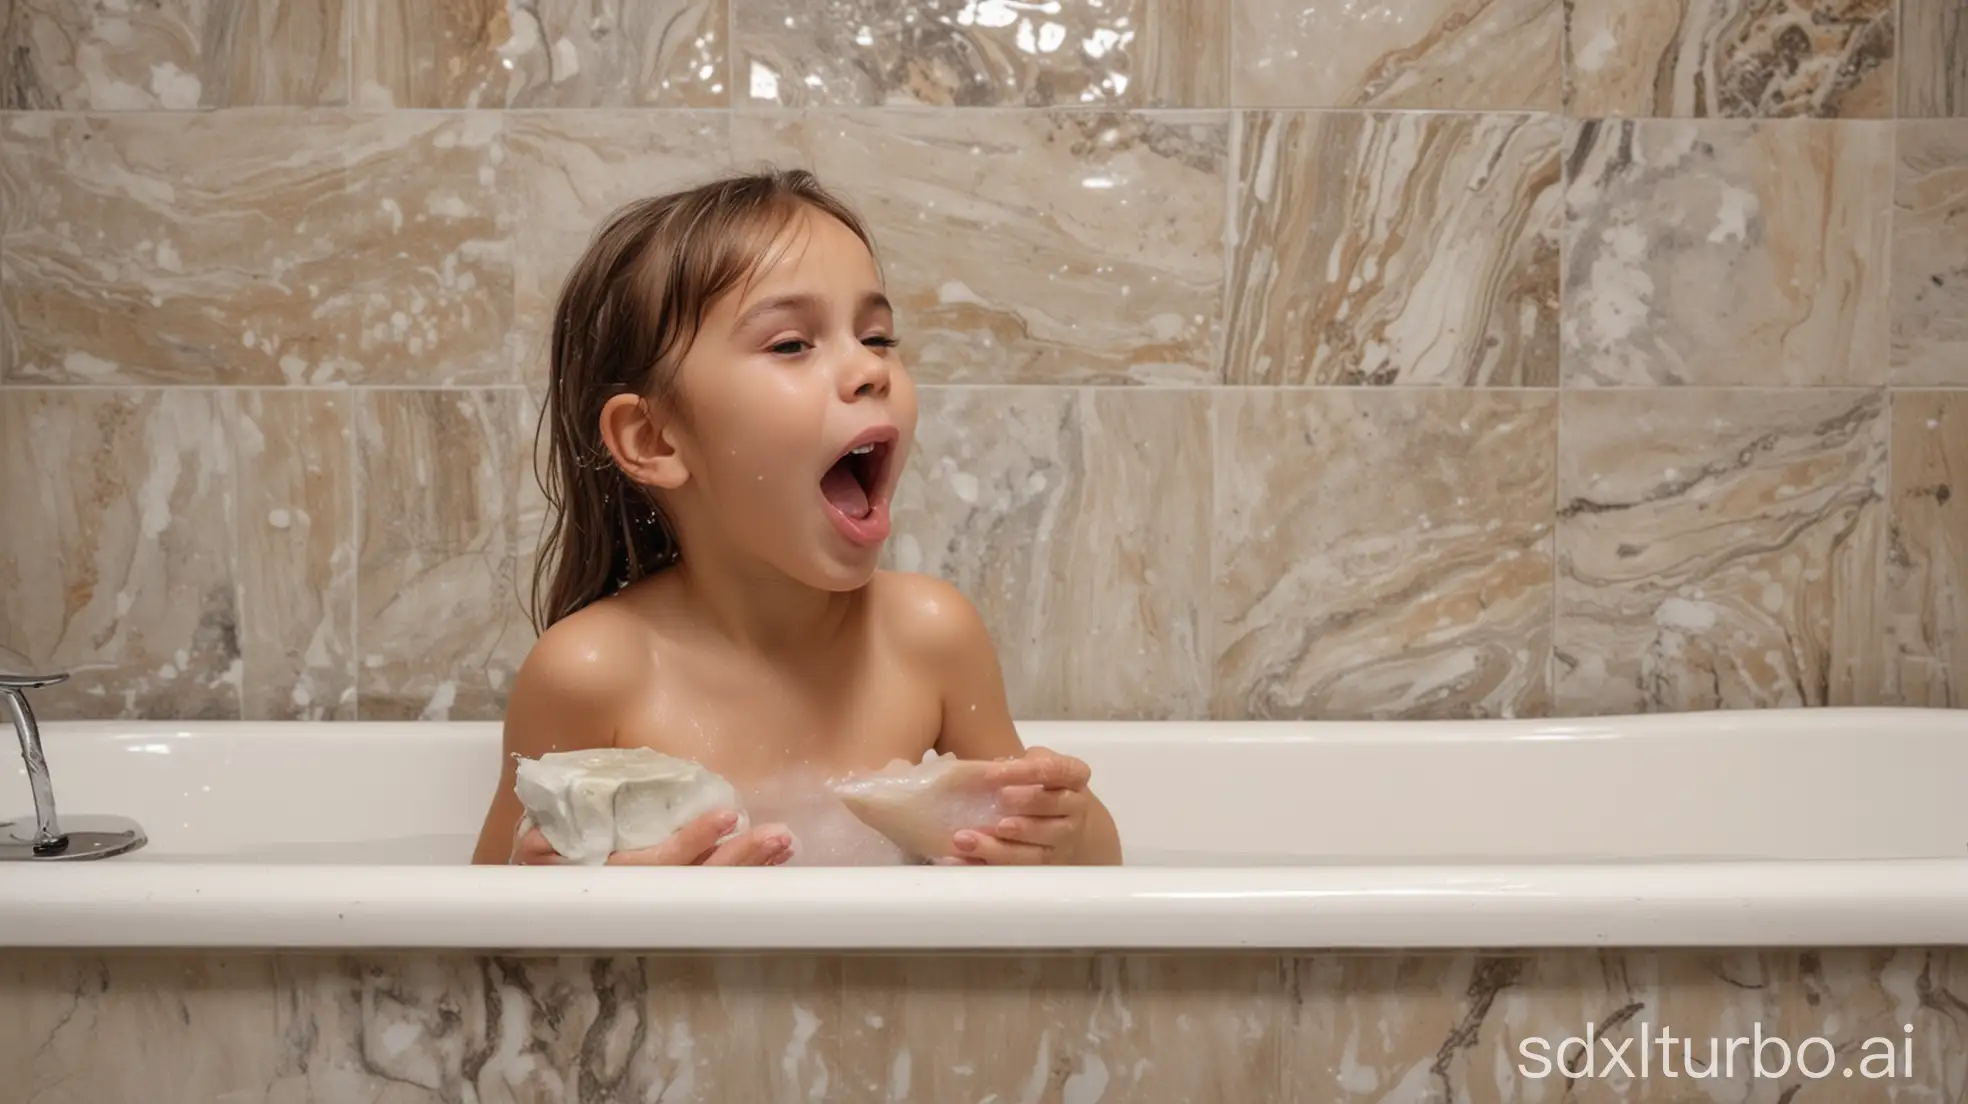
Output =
[
  {"x1": 11, "y1": 382, "x2": 1959, "y2": 396},
  {"x1": 1550, "y1": 85, "x2": 1572, "y2": 710},
  {"x1": 228, "y1": 392, "x2": 248, "y2": 721},
  {"x1": 1879, "y1": 107, "x2": 1898, "y2": 705},
  {"x1": 726, "y1": 0, "x2": 739, "y2": 110},
  {"x1": 1211, "y1": 100, "x2": 1238, "y2": 720},
  {"x1": 1204, "y1": 382, "x2": 1219, "y2": 724},
  {"x1": 344, "y1": 0, "x2": 354, "y2": 109},
  {"x1": 349, "y1": 389, "x2": 362, "y2": 721}
]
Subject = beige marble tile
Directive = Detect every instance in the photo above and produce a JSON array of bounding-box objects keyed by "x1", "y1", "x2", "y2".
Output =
[
  {"x1": 0, "y1": 390, "x2": 240, "y2": 720},
  {"x1": 231, "y1": 392, "x2": 356, "y2": 721},
  {"x1": 1554, "y1": 390, "x2": 1887, "y2": 715},
  {"x1": 267, "y1": 954, "x2": 840, "y2": 1103},
  {"x1": 1567, "y1": 0, "x2": 1897, "y2": 118},
  {"x1": 1562, "y1": 119, "x2": 1893, "y2": 387},
  {"x1": 503, "y1": 111, "x2": 733, "y2": 384},
  {"x1": 1, "y1": 112, "x2": 342, "y2": 385},
  {"x1": 353, "y1": 0, "x2": 726, "y2": 108},
  {"x1": 1213, "y1": 391, "x2": 1556, "y2": 721},
  {"x1": 0, "y1": 111, "x2": 510, "y2": 387},
  {"x1": 735, "y1": 110, "x2": 1226, "y2": 386},
  {"x1": 0, "y1": 953, "x2": 282, "y2": 1103},
  {"x1": 354, "y1": 390, "x2": 536, "y2": 721},
  {"x1": 1885, "y1": 392, "x2": 1968, "y2": 708},
  {"x1": 886, "y1": 388, "x2": 1210, "y2": 719},
  {"x1": 734, "y1": 0, "x2": 1224, "y2": 107},
  {"x1": 1232, "y1": 0, "x2": 1561, "y2": 110},
  {"x1": 1286, "y1": 950, "x2": 1968, "y2": 1101},
  {"x1": 0, "y1": 0, "x2": 347, "y2": 109},
  {"x1": 334, "y1": 112, "x2": 515, "y2": 388},
  {"x1": 843, "y1": 955, "x2": 1283, "y2": 1102},
  {"x1": 1901, "y1": 0, "x2": 1967, "y2": 117},
  {"x1": 1891, "y1": 121, "x2": 1968, "y2": 387},
  {"x1": 1226, "y1": 111, "x2": 1562, "y2": 387}
]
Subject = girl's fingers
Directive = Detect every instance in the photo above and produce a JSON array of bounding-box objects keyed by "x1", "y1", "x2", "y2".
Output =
[
  {"x1": 994, "y1": 784, "x2": 1079, "y2": 817},
  {"x1": 984, "y1": 749, "x2": 1091, "y2": 791},
  {"x1": 607, "y1": 809, "x2": 743, "y2": 866},
  {"x1": 511, "y1": 826, "x2": 562, "y2": 865},
  {"x1": 988, "y1": 816, "x2": 1074, "y2": 848},
  {"x1": 702, "y1": 824, "x2": 796, "y2": 866},
  {"x1": 952, "y1": 829, "x2": 1051, "y2": 865}
]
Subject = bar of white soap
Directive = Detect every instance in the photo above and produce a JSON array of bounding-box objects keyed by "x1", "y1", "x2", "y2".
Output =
[{"x1": 512, "y1": 747, "x2": 746, "y2": 865}]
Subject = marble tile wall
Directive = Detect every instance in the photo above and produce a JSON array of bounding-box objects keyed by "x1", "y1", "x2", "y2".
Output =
[
  {"x1": 1, "y1": 0, "x2": 1964, "y2": 726},
  {"x1": 3, "y1": 8, "x2": 1967, "y2": 1103}
]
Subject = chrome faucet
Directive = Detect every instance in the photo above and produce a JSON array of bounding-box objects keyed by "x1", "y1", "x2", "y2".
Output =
[{"x1": 1, "y1": 656, "x2": 146, "y2": 861}]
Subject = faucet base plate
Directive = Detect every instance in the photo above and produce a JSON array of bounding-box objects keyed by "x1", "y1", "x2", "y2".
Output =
[{"x1": 1, "y1": 815, "x2": 147, "y2": 861}]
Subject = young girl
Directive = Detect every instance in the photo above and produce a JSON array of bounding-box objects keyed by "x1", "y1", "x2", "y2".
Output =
[{"x1": 470, "y1": 169, "x2": 1122, "y2": 867}]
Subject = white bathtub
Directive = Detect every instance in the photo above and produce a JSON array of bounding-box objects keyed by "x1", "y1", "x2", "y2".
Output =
[{"x1": 3, "y1": 707, "x2": 1966, "y2": 950}]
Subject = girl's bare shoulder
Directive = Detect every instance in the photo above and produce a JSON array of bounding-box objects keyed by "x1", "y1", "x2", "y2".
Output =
[
  {"x1": 507, "y1": 598, "x2": 661, "y2": 730},
  {"x1": 865, "y1": 571, "x2": 995, "y2": 664}
]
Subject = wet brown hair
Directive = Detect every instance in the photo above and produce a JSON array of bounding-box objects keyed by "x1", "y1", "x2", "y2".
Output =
[{"x1": 529, "y1": 168, "x2": 878, "y2": 632}]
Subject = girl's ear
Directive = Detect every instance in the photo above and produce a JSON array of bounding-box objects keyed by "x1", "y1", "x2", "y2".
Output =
[{"x1": 599, "y1": 393, "x2": 689, "y2": 490}]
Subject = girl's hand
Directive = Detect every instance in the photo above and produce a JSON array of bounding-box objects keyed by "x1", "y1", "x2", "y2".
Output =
[
  {"x1": 948, "y1": 747, "x2": 1092, "y2": 865},
  {"x1": 510, "y1": 810, "x2": 796, "y2": 866}
]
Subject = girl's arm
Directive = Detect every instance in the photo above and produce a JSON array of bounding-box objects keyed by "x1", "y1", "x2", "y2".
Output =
[
  {"x1": 902, "y1": 576, "x2": 1123, "y2": 866},
  {"x1": 469, "y1": 612, "x2": 643, "y2": 864}
]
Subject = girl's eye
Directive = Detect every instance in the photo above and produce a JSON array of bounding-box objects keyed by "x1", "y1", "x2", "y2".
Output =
[
  {"x1": 767, "y1": 339, "x2": 811, "y2": 356},
  {"x1": 863, "y1": 336, "x2": 900, "y2": 349}
]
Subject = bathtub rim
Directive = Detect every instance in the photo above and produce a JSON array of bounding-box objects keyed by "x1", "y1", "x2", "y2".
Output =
[{"x1": 5, "y1": 856, "x2": 1968, "y2": 951}]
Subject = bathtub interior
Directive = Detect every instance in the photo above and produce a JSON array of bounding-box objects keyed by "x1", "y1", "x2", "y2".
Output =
[{"x1": 5, "y1": 709, "x2": 1967, "y2": 867}]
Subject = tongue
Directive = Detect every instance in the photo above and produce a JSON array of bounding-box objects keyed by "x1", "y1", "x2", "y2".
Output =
[{"x1": 821, "y1": 461, "x2": 871, "y2": 518}]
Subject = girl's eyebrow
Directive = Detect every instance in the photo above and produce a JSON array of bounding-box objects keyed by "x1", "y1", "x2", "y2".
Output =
[{"x1": 734, "y1": 291, "x2": 892, "y2": 328}]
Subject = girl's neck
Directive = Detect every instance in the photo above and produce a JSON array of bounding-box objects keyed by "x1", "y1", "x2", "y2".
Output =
[{"x1": 663, "y1": 549, "x2": 857, "y2": 656}]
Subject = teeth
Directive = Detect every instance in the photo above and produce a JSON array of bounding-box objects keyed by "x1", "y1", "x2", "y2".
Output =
[{"x1": 849, "y1": 444, "x2": 874, "y2": 455}]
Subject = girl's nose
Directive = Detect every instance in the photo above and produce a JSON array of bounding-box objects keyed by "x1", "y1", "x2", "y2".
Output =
[{"x1": 840, "y1": 346, "x2": 891, "y2": 401}]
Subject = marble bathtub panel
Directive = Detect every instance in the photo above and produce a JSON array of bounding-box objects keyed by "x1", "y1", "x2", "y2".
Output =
[
  {"x1": 1212, "y1": 390, "x2": 1557, "y2": 721},
  {"x1": 1885, "y1": 392, "x2": 1968, "y2": 708},
  {"x1": 354, "y1": 390, "x2": 536, "y2": 722},
  {"x1": 1566, "y1": 0, "x2": 1896, "y2": 118},
  {"x1": 1231, "y1": 0, "x2": 1561, "y2": 110},
  {"x1": 0, "y1": 0, "x2": 348, "y2": 110},
  {"x1": 502, "y1": 111, "x2": 733, "y2": 382},
  {"x1": 886, "y1": 388, "x2": 1211, "y2": 719},
  {"x1": 0, "y1": 110, "x2": 510, "y2": 387},
  {"x1": 733, "y1": 110, "x2": 1227, "y2": 386},
  {"x1": 0, "y1": 390, "x2": 240, "y2": 720},
  {"x1": 265, "y1": 954, "x2": 841, "y2": 1104},
  {"x1": 1226, "y1": 111, "x2": 1562, "y2": 387},
  {"x1": 840, "y1": 954, "x2": 1284, "y2": 1102},
  {"x1": 231, "y1": 391, "x2": 357, "y2": 721},
  {"x1": 9, "y1": 951, "x2": 1961, "y2": 1103},
  {"x1": 1, "y1": 952, "x2": 283, "y2": 1103},
  {"x1": 1562, "y1": 118, "x2": 1894, "y2": 388},
  {"x1": 1898, "y1": 0, "x2": 1967, "y2": 117},
  {"x1": 1891, "y1": 121, "x2": 1968, "y2": 387},
  {"x1": 733, "y1": 0, "x2": 1225, "y2": 108},
  {"x1": 1285, "y1": 950, "x2": 1968, "y2": 1101},
  {"x1": 1554, "y1": 389, "x2": 1887, "y2": 715},
  {"x1": 353, "y1": 0, "x2": 726, "y2": 109}
]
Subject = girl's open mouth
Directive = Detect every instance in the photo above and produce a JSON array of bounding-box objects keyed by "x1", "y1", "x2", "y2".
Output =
[{"x1": 820, "y1": 429, "x2": 896, "y2": 546}]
